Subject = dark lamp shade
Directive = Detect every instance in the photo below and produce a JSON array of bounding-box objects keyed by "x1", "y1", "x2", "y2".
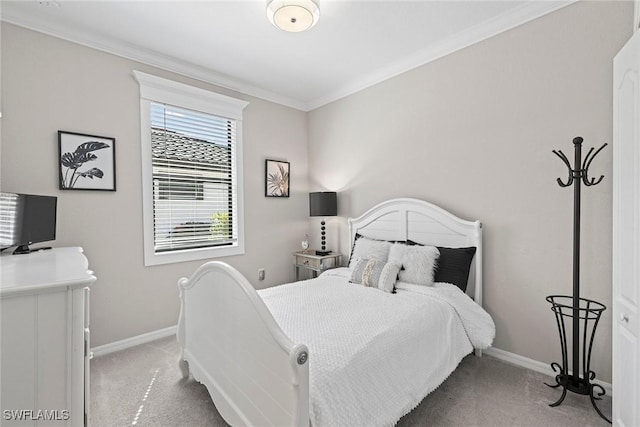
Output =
[{"x1": 309, "y1": 192, "x2": 337, "y2": 217}]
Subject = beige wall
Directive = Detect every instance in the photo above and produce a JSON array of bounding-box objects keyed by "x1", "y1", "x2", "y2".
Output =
[
  {"x1": 308, "y1": 1, "x2": 632, "y2": 382},
  {"x1": 0, "y1": 23, "x2": 310, "y2": 346}
]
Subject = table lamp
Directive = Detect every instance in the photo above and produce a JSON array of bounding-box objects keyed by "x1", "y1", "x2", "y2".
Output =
[{"x1": 309, "y1": 191, "x2": 337, "y2": 256}]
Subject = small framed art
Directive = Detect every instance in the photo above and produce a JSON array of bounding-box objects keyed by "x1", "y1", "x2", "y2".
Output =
[
  {"x1": 58, "y1": 130, "x2": 116, "y2": 191},
  {"x1": 265, "y1": 159, "x2": 290, "y2": 197}
]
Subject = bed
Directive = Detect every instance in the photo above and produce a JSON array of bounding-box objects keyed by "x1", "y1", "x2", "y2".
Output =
[{"x1": 177, "y1": 198, "x2": 495, "y2": 426}]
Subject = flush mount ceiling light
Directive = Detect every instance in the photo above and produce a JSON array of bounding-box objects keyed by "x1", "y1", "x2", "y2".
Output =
[{"x1": 267, "y1": 0, "x2": 320, "y2": 33}]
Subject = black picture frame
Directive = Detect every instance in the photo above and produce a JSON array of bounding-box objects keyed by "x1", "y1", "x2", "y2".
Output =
[
  {"x1": 265, "y1": 159, "x2": 290, "y2": 197},
  {"x1": 58, "y1": 130, "x2": 116, "y2": 191}
]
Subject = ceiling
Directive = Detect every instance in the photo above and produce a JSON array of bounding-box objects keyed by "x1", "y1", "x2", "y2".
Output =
[{"x1": 1, "y1": 0, "x2": 574, "y2": 111}]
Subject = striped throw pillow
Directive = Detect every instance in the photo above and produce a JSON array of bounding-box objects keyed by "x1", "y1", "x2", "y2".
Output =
[{"x1": 349, "y1": 258, "x2": 400, "y2": 293}]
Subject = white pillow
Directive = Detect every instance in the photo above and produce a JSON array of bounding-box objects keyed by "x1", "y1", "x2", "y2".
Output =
[
  {"x1": 349, "y1": 258, "x2": 400, "y2": 293},
  {"x1": 349, "y1": 236, "x2": 392, "y2": 267},
  {"x1": 388, "y1": 243, "x2": 439, "y2": 286}
]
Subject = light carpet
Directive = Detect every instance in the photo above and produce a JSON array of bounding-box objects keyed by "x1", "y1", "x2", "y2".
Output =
[{"x1": 90, "y1": 336, "x2": 612, "y2": 426}]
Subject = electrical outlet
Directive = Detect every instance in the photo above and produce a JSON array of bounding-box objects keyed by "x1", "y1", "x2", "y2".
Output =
[{"x1": 258, "y1": 268, "x2": 265, "y2": 281}]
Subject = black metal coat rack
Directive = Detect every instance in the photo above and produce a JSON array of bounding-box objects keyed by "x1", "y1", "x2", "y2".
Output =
[{"x1": 546, "y1": 136, "x2": 610, "y2": 423}]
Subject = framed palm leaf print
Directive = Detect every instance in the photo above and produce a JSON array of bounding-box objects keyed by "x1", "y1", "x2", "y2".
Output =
[
  {"x1": 265, "y1": 159, "x2": 289, "y2": 197},
  {"x1": 58, "y1": 130, "x2": 116, "y2": 191}
]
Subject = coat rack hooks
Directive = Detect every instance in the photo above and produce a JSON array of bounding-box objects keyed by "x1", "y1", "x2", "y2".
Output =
[
  {"x1": 582, "y1": 142, "x2": 607, "y2": 186},
  {"x1": 552, "y1": 149, "x2": 574, "y2": 187},
  {"x1": 553, "y1": 136, "x2": 607, "y2": 188}
]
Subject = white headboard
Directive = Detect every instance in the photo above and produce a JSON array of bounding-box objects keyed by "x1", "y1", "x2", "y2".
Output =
[{"x1": 348, "y1": 198, "x2": 483, "y2": 306}]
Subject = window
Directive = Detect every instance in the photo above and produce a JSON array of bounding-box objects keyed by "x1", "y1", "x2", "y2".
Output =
[{"x1": 134, "y1": 71, "x2": 248, "y2": 266}]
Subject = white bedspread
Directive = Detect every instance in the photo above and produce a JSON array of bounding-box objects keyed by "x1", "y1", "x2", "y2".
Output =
[{"x1": 258, "y1": 268, "x2": 495, "y2": 427}]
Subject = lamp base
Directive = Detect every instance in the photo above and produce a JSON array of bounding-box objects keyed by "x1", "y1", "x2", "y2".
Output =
[{"x1": 315, "y1": 250, "x2": 331, "y2": 256}]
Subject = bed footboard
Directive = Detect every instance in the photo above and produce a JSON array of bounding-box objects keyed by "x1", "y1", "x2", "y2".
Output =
[{"x1": 177, "y1": 261, "x2": 309, "y2": 427}]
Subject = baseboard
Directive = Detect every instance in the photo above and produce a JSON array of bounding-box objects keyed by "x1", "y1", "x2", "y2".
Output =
[
  {"x1": 484, "y1": 347, "x2": 613, "y2": 396},
  {"x1": 91, "y1": 325, "x2": 177, "y2": 358},
  {"x1": 90, "y1": 327, "x2": 613, "y2": 397}
]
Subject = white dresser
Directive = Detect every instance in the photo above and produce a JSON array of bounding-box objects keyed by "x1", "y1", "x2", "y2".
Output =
[{"x1": 0, "y1": 247, "x2": 95, "y2": 426}]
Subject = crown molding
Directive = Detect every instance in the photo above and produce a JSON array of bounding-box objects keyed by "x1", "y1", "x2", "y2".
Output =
[
  {"x1": 2, "y1": 1, "x2": 576, "y2": 112},
  {"x1": 0, "y1": 8, "x2": 309, "y2": 111},
  {"x1": 307, "y1": 0, "x2": 577, "y2": 110}
]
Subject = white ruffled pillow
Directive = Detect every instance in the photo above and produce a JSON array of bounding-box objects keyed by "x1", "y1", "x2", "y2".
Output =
[
  {"x1": 349, "y1": 236, "x2": 392, "y2": 267},
  {"x1": 388, "y1": 243, "x2": 440, "y2": 286},
  {"x1": 350, "y1": 258, "x2": 400, "y2": 293}
]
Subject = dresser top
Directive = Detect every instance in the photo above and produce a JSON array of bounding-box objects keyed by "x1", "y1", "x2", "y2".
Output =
[{"x1": 0, "y1": 247, "x2": 96, "y2": 296}]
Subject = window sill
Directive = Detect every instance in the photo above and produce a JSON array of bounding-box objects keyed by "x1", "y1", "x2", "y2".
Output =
[{"x1": 144, "y1": 244, "x2": 244, "y2": 266}]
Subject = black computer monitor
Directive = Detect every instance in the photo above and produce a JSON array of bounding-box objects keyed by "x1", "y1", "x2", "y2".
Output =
[{"x1": 0, "y1": 192, "x2": 57, "y2": 254}]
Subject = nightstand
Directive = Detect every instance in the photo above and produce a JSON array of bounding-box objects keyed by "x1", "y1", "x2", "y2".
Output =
[{"x1": 293, "y1": 251, "x2": 342, "y2": 280}]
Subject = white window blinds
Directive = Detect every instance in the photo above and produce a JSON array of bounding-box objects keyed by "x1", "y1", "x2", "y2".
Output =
[{"x1": 150, "y1": 102, "x2": 238, "y2": 253}]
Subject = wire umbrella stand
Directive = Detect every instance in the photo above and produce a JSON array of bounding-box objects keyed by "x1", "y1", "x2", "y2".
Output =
[
  {"x1": 546, "y1": 137, "x2": 610, "y2": 423},
  {"x1": 546, "y1": 295, "x2": 608, "y2": 421}
]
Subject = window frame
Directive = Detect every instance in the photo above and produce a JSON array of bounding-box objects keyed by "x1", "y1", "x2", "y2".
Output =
[{"x1": 134, "y1": 70, "x2": 249, "y2": 266}]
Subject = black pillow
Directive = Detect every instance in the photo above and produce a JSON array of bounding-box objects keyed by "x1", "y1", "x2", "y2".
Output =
[{"x1": 433, "y1": 247, "x2": 476, "y2": 292}]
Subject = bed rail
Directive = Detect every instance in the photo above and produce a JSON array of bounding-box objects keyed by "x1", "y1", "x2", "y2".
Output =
[{"x1": 177, "y1": 261, "x2": 309, "y2": 427}]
